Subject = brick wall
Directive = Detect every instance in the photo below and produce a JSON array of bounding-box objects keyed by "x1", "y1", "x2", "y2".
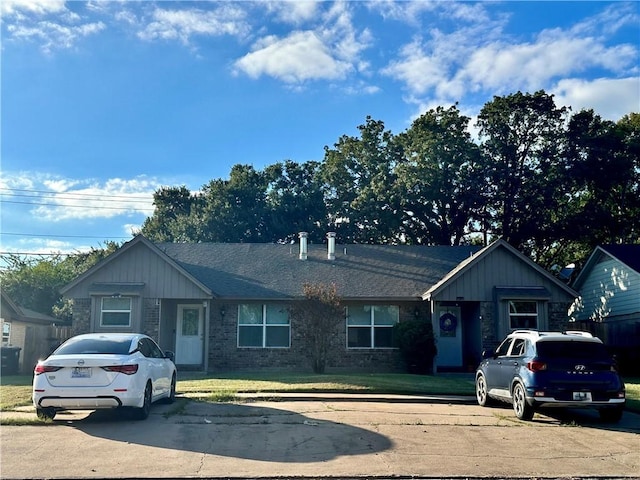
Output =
[
  {"x1": 142, "y1": 299, "x2": 160, "y2": 342},
  {"x1": 207, "y1": 302, "x2": 411, "y2": 373},
  {"x1": 71, "y1": 298, "x2": 91, "y2": 336}
]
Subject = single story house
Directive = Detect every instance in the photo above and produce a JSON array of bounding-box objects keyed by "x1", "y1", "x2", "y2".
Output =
[
  {"x1": 1, "y1": 291, "x2": 69, "y2": 374},
  {"x1": 61, "y1": 234, "x2": 577, "y2": 373},
  {"x1": 569, "y1": 244, "x2": 640, "y2": 374}
]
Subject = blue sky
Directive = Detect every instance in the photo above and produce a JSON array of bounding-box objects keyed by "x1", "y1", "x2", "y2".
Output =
[{"x1": 1, "y1": 0, "x2": 638, "y2": 260}]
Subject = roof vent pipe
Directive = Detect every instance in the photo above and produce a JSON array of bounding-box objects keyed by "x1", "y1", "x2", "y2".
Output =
[
  {"x1": 327, "y1": 232, "x2": 336, "y2": 260},
  {"x1": 298, "y1": 232, "x2": 308, "y2": 260}
]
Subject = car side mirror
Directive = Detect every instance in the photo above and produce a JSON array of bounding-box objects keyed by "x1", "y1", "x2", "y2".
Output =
[
  {"x1": 481, "y1": 350, "x2": 494, "y2": 360},
  {"x1": 164, "y1": 351, "x2": 175, "y2": 362}
]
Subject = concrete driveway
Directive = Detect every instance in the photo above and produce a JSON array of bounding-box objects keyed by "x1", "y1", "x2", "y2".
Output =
[{"x1": 2, "y1": 396, "x2": 639, "y2": 479}]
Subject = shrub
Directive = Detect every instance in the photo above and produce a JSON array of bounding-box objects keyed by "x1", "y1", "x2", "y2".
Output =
[
  {"x1": 288, "y1": 283, "x2": 343, "y2": 374},
  {"x1": 394, "y1": 319, "x2": 437, "y2": 374}
]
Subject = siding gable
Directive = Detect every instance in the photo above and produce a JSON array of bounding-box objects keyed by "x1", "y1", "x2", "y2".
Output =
[
  {"x1": 571, "y1": 252, "x2": 640, "y2": 321},
  {"x1": 425, "y1": 240, "x2": 577, "y2": 303},
  {"x1": 63, "y1": 239, "x2": 211, "y2": 299}
]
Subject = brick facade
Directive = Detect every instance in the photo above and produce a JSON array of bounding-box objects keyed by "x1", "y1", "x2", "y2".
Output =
[
  {"x1": 69, "y1": 295, "x2": 573, "y2": 372},
  {"x1": 70, "y1": 298, "x2": 91, "y2": 337},
  {"x1": 206, "y1": 302, "x2": 411, "y2": 372}
]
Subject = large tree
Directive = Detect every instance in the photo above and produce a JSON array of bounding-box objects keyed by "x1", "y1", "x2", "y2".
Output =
[
  {"x1": 0, "y1": 242, "x2": 120, "y2": 320},
  {"x1": 141, "y1": 186, "x2": 196, "y2": 242},
  {"x1": 321, "y1": 116, "x2": 404, "y2": 243},
  {"x1": 264, "y1": 160, "x2": 328, "y2": 243},
  {"x1": 561, "y1": 110, "x2": 640, "y2": 251},
  {"x1": 476, "y1": 91, "x2": 569, "y2": 259},
  {"x1": 396, "y1": 105, "x2": 483, "y2": 245}
]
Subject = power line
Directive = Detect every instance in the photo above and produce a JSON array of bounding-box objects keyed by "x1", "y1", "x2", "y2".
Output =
[
  {"x1": 0, "y1": 232, "x2": 132, "y2": 239},
  {"x1": 1, "y1": 192, "x2": 153, "y2": 205},
  {"x1": 0, "y1": 251, "x2": 81, "y2": 256},
  {"x1": 0, "y1": 199, "x2": 154, "y2": 212},
  {"x1": 0, "y1": 187, "x2": 155, "y2": 201}
]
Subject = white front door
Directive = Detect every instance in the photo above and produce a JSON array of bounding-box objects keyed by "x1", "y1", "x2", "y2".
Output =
[{"x1": 176, "y1": 304, "x2": 204, "y2": 365}]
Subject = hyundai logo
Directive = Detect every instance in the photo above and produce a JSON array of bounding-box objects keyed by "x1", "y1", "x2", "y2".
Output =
[
  {"x1": 574, "y1": 365, "x2": 586, "y2": 371},
  {"x1": 77, "y1": 360, "x2": 85, "y2": 366}
]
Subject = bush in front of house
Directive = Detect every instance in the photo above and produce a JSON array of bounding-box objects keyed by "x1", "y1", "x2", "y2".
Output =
[
  {"x1": 394, "y1": 319, "x2": 437, "y2": 374},
  {"x1": 289, "y1": 282, "x2": 344, "y2": 374}
]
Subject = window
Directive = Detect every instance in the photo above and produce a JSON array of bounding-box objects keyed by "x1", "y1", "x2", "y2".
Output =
[
  {"x1": 2, "y1": 322, "x2": 10, "y2": 345},
  {"x1": 495, "y1": 338, "x2": 512, "y2": 356},
  {"x1": 101, "y1": 297, "x2": 132, "y2": 327},
  {"x1": 55, "y1": 336, "x2": 132, "y2": 355},
  {"x1": 347, "y1": 305, "x2": 398, "y2": 349},
  {"x1": 509, "y1": 338, "x2": 527, "y2": 356},
  {"x1": 238, "y1": 304, "x2": 290, "y2": 348},
  {"x1": 509, "y1": 301, "x2": 538, "y2": 330},
  {"x1": 138, "y1": 338, "x2": 164, "y2": 358}
]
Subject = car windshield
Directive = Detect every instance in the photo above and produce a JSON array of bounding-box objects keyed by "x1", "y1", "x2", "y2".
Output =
[
  {"x1": 54, "y1": 337, "x2": 133, "y2": 355},
  {"x1": 536, "y1": 340, "x2": 610, "y2": 360}
]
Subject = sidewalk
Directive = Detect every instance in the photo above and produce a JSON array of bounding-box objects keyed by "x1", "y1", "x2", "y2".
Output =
[
  {"x1": 2, "y1": 396, "x2": 639, "y2": 479},
  {"x1": 1, "y1": 392, "x2": 477, "y2": 423}
]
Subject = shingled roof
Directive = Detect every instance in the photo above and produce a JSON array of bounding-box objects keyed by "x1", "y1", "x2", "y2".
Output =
[{"x1": 156, "y1": 242, "x2": 482, "y2": 300}]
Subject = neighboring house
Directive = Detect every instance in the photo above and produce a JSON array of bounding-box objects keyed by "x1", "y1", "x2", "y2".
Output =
[
  {"x1": 1, "y1": 291, "x2": 70, "y2": 374},
  {"x1": 569, "y1": 245, "x2": 640, "y2": 374},
  {"x1": 61, "y1": 235, "x2": 577, "y2": 373}
]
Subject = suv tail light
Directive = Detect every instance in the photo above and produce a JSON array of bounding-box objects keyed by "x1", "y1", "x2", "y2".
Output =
[
  {"x1": 34, "y1": 364, "x2": 62, "y2": 375},
  {"x1": 527, "y1": 360, "x2": 547, "y2": 372},
  {"x1": 102, "y1": 364, "x2": 139, "y2": 375}
]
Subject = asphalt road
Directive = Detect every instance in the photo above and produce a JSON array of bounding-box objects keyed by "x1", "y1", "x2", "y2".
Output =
[{"x1": 2, "y1": 396, "x2": 639, "y2": 479}]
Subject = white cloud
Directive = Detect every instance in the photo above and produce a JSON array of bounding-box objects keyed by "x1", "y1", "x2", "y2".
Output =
[
  {"x1": 0, "y1": 0, "x2": 66, "y2": 16},
  {"x1": 382, "y1": 37, "x2": 447, "y2": 95},
  {"x1": 264, "y1": 0, "x2": 320, "y2": 25},
  {"x1": 34, "y1": 177, "x2": 156, "y2": 221},
  {"x1": 456, "y1": 33, "x2": 637, "y2": 95},
  {"x1": 552, "y1": 77, "x2": 640, "y2": 121},
  {"x1": 382, "y1": 3, "x2": 639, "y2": 115},
  {"x1": 137, "y1": 5, "x2": 250, "y2": 44},
  {"x1": 234, "y1": 30, "x2": 352, "y2": 83},
  {"x1": 370, "y1": 0, "x2": 490, "y2": 25},
  {"x1": 234, "y1": 2, "x2": 371, "y2": 85},
  {"x1": 3, "y1": 0, "x2": 106, "y2": 54},
  {"x1": 1, "y1": 173, "x2": 157, "y2": 222},
  {"x1": 6, "y1": 20, "x2": 105, "y2": 53}
]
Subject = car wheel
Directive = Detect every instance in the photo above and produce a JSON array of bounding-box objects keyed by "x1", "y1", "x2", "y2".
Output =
[
  {"x1": 36, "y1": 407, "x2": 56, "y2": 421},
  {"x1": 133, "y1": 381, "x2": 152, "y2": 420},
  {"x1": 599, "y1": 407, "x2": 624, "y2": 423},
  {"x1": 512, "y1": 383, "x2": 534, "y2": 420},
  {"x1": 163, "y1": 373, "x2": 176, "y2": 404},
  {"x1": 475, "y1": 374, "x2": 493, "y2": 407}
]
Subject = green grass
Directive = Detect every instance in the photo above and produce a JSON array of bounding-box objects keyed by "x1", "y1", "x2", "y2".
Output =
[
  {"x1": 177, "y1": 372, "x2": 476, "y2": 396},
  {"x1": 623, "y1": 377, "x2": 640, "y2": 413},
  {"x1": 0, "y1": 375, "x2": 33, "y2": 410},
  {"x1": 2, "y1": 373, "x2": 638, "y2": 413}
]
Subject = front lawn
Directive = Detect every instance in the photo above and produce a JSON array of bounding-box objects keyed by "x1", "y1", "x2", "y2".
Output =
[
  {"x1": 2, "y1": 373, "x2": 638, "y2": 413},
  {"x1": 177, "y1": 372, "x2": 476, "y2": 396}
]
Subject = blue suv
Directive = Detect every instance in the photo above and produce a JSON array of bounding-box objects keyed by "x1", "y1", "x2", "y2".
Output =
[{"x1": 475, "y1": 330, "x2": 626, "y2": 422}]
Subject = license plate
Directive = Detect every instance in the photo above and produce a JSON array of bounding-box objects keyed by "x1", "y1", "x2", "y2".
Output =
[
  {"x1": 573, "y1": 391, "x2": 592, "y2": 401},
  {"x1": 71, "y1": 367, "x2": 91, "y2": 378}
]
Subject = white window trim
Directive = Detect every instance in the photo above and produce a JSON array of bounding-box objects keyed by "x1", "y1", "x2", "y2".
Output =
[
  {"x1": 346, "y1": 305, "x2": 399, "y2": 349},
  {"x1": 508, "y1": 300, "x2": 539, "y2": 330},
  {"x1": 2, "y1": 322, "x2": 10, "y2": 345},
  {"x1": 100, "y1": 296, "x2": 132, "y2": 328},
  {"x1": 237, "y1": 304, "x2": 291, "y2": 349}
]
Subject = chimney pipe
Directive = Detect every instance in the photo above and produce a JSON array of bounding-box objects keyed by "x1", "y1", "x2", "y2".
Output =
[
  {"x1": 327, "y1": 232, "x2": 336, "y2": 260},
  {"x1": 298, "y1": 232, "x2": 308, "y2": 260}
]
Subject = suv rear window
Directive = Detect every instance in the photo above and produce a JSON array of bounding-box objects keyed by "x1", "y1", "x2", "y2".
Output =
[
  {"x1": 54, "y1": 337, "x2": 133, "y2": 355},
  {"x1": 536, "y1": 340, "x2": 609, "y2": 360}
]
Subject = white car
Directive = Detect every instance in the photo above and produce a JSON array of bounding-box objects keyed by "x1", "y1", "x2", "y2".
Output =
[{"x1": 33, "y1": 333, "x2": 177, "y2": 421}]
